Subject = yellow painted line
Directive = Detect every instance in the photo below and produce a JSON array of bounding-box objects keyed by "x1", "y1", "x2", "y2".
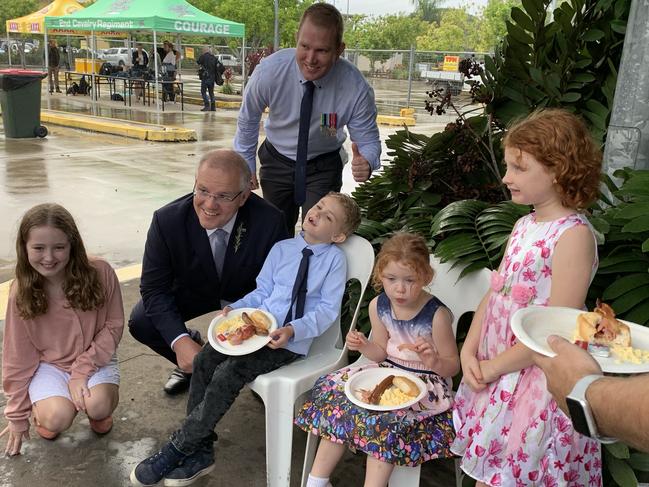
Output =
[
  {"x1": 376, "y1": 115, "x2": 416, "y2": 126},
  {"x1": 115, "y1": 264, "x2": 142, "y2": 282},
  {"x1": 41, "y1": 110, "x2": 197, "y2": 142},
  {"x1": 0, "y1": 263, "x2": 143, "y2": 319},
  {"x1": 0, "y1": 279, "x2": 11, "y2": 321},
  {"x1": 216, "y1": 100, "x2": 241, "y2": 109}
]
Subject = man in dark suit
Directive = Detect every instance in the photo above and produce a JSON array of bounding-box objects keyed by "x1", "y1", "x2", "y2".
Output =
[{"x1": 129, "y1": 149, "x2": 288, "y2": 394}]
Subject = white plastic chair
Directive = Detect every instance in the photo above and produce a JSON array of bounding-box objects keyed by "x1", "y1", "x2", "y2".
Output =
[
  {"x1": 248, "y1": 234, "x2": 375, "y2": 487},
  {"x1": 300, "y1": 255, "x2": 492, "y2": 487}
]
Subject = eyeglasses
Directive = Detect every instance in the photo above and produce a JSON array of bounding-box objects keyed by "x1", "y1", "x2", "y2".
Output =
[{"x1": 193, "y1": 187, "x2": 243, "y2": 203}]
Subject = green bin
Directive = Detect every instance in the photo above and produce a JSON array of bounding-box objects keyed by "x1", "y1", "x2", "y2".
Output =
[{"x1": 0, "y1": 69, "x2": 48, "y2": 138}]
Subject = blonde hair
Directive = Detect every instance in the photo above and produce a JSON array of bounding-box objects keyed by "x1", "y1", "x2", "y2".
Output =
[
  {"x1": 372, "y1": 233, "x2": 434, "y2": 291},
  {"x1": 325, "y1": 192, "x2": 361, "y2": 237},
  {"x1": 14, "y1": 204, "x2": 104, "y2": 319},
  {"x1": 503, "y1": 108, "x2": 602, "y2": 210}
]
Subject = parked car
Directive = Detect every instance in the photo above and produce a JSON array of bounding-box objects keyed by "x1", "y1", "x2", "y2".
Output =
[
  {"x1": 216, "y1": 54, "x2": 239, "y2": 67},
  {"x1": 101, "y1": 47, "x2": 148, "y2": 67}
]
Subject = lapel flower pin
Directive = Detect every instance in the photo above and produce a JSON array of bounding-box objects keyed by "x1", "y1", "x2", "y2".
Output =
[{"x1": 233, "y1": 222, "x2": 247, "y2": 253}]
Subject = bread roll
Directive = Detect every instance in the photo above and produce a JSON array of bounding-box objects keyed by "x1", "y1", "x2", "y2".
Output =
[
  {"x1": 576, "y1": 311, "x2": 631, "y2": 347},
  {"x1": 392, "y1": 376, "x2": 419, "y2": 397},
  {"x1": 251, "y1": 310, "x2": 272, "y2": 331},
  {"x1": 576, "y1": 312, "x2": 601, "y2": 343}
]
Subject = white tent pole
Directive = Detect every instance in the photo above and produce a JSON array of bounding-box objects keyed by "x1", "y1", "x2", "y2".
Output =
[
  {"x1": 176, "y1": 33, "x2": 181, "y2": 80},
  {"x1": 153, "y1": 30, "x2": 159, "y2": 109},
  {"x1": 7, "y1": 34, "x2": 12, "y2": 66},
  {"x1": 44, "y1": 31, "x2": 50, "y2": 95},
  {"x1": 242, "y1": 36, "x2": 247, "y2": 89},
  {"x1": 66, "y1": 35, "x2": 72, "y2": 70},
  {"x1": 91, "y1": 31, "x2": 97, "y2": 103}
]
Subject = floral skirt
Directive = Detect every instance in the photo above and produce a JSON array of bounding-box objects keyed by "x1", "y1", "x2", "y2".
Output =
[{"x1": 294, "y1": 361, "x2": 455, "y2": 466}]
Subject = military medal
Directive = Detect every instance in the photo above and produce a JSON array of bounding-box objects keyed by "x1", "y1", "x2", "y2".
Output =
[{"x1": 320, "y1": 112, "x2": 337, "y2": 137}]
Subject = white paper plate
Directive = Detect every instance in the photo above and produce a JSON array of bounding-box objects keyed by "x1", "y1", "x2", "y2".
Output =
[
  {"x1": 344, "y1": 367, "x2": 427, "y2": 411},
  {"x1": 512, "y1": 306, "x2": 649, "y2": 374},
  {"x1": 207, "y1": 308, "x2": 278, "y2": 356}
]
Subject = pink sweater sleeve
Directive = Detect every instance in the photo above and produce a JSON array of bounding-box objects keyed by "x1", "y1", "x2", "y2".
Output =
[
  {"x1": 70, "y1": 261, "x2": 125, "y2": 380},
  {"x1": 2, "y1": 292, "x2": 40, "y2": 433}
]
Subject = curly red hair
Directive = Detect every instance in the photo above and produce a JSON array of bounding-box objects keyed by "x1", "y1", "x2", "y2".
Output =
[
  {"x1": 372, "y1": 233, "x2": 434, "y2": 292},
  {"x1": 503, "y1": 108, "x2": 602, "y2": 210}
]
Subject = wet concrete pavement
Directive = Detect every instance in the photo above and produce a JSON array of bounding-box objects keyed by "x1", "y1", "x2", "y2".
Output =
[{"x1": 0, "y1": 95, "x2": 457, "y2": 486}]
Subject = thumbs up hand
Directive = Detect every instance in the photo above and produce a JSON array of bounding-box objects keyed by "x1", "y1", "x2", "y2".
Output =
[{"x1": 350, "y1": 142, "x2": 371, "y2": 182}]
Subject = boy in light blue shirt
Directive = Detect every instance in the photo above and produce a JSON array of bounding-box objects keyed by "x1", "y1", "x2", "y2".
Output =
[{"x1": 131, "y1": 192, "x2": 361, "y2": 487}]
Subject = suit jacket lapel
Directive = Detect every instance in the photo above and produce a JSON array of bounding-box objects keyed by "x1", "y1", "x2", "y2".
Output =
[{"x1": 187, "y1": 205, "x2": 220, "y2": 285}]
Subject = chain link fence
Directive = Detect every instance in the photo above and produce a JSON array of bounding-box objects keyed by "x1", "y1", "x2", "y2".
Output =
[
  {"x1": 342, "y1": 48, "x2": 490, "y2": 116},
  {"x1": 0, "y1": 38, "x2": 490, "y2": 116}
]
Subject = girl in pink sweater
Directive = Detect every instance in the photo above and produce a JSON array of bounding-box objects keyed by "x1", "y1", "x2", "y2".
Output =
[{"x1": 1, "y1": 204, "x2": 124, "y2": 456}]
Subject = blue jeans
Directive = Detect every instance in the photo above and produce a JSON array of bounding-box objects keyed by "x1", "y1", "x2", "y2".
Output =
[
  {"x1": 170, "y1": 344, "x2": 299, "y2": 453},
  {"x1": 200, "y1": 79, "x2": 214, "y2": 106}
]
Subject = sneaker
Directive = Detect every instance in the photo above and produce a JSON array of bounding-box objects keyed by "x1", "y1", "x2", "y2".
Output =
[
  {"x1": 164, "y1": 449, "x2": 215, "y2": 486},
  {"x1": 130, "y1": 442, "x2": 187, "y2": 486},
  {"x1": 89, "y1": 415, "x2": 113, "y2": 434}
]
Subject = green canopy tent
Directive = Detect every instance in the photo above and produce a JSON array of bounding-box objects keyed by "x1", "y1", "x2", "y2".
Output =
[{"x1": 44, "y1": 0, "x2": 245, "y2": 108}]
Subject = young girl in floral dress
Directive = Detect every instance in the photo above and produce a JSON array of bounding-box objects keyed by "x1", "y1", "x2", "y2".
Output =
[
  {"x1": 451, "y1": 109, "x2": 603, "y2": 486},
  {"x1": 295, "y1": 232, "x2": 460, "y2": 487}
]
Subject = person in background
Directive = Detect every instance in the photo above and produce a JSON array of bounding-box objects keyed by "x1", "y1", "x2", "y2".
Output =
[
  {"x1": 132, "y1": 43, "x2": 149, "y2": 69},
  {"x1": 197, "y1": 46, "x2": 217, "y2": 112},
  {"x1": 48, "y1": 39, "x2": 61, "y2": 94},
  {"x1": 132, "y1": 44, "x2": 149, "y2": 102},
  {"x1": 233, "y1": 3, "x2": 381, "y2": 234},
  {"x1": 1, "y1": 204, "x2": 124, "y2": 456},
  {"x1": 128, "y1": 149, "x2": 287, "y2": 396}
]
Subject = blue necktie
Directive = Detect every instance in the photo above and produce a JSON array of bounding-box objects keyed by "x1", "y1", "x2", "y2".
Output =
[
  {"x1": 209, "y1": 229, "x2": 228, "y2": 278},
  {"x1": 295, "y1": 81, "x2": 315, "y2": 206},
  {"x1": 284, "y1": 247, "x2": 314, "y2": 325}
]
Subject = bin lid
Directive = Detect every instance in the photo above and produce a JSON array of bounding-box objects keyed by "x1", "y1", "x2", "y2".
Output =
[{"x1": 0, "y1": 69, "x2": 47, "y2": 91}]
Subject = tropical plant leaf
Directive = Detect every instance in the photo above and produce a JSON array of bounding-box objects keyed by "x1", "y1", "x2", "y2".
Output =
[
  {"x1": 602, "y1": 274, "x2": 649, "y2": 300},
  {"x1": 622, "y1": 216, "x2": 649, "y2": 233},
  {"x1": 606, "y1": 443, "x2": 631, "y2": 460},
  {"x1": 606, "y1": 456, "x2": 638, "y2": 487},
  {"x1": 628, "y1": 452, "x2": 649, "y2": 472}
]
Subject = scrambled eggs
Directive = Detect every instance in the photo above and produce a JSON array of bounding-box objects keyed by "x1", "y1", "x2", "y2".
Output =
[
  {"x1": 379, "y1": 387, "x2": 415, "y2": 407},
  {"x1": 215, "y1": 315, "x2": 245, "y2": 335},
  {"x1": 610, "y1": 345, "x2": 649, "y2": 364}
]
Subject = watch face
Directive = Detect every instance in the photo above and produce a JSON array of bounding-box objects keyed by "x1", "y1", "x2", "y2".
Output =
[{"x1": 566, "y1": 397, "x2": 592, "y2": 438}]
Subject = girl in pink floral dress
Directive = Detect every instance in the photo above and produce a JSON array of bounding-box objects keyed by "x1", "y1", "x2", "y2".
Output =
[{"x1": 451, "y1": 109, "x2": 603, "y2": 487}]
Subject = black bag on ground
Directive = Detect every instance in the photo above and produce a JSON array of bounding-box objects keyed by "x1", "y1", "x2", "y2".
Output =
[
  {"x1": 78, "y1": 75, "x2": 90, "y2": 95},
  {"x1": 214, "y1": 59, "x2": 225, "y2": 86},
  {"x1": 111, "y1": 93, "x2": 124, "y2": 101},
  {"x1": 100, "y1": 62, "x2": 115, "y2": 76}
]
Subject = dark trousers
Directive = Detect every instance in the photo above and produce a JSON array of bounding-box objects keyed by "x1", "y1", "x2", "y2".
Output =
[
  {"x1": 200, "y1": 79, "x2": 214, "y2": 106},
  {"x1": 128, "y1": 299, "x2": 199, "y2": 365},
  {"x1": 258, "y1": 140, "x2": 343, "y2": 234},
  {"x1": 170, "y1": 344, "x2": 298, "y2": 453}
]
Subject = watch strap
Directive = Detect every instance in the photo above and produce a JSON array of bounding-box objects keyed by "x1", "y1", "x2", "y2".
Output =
[{"x1": 567, "y1": 374, "x2": 616, "y2": 443}]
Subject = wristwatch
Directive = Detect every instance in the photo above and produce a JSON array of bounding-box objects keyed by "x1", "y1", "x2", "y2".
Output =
[{"x1": 566, "y1": 374, "x2": 616, "y2": 443}]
